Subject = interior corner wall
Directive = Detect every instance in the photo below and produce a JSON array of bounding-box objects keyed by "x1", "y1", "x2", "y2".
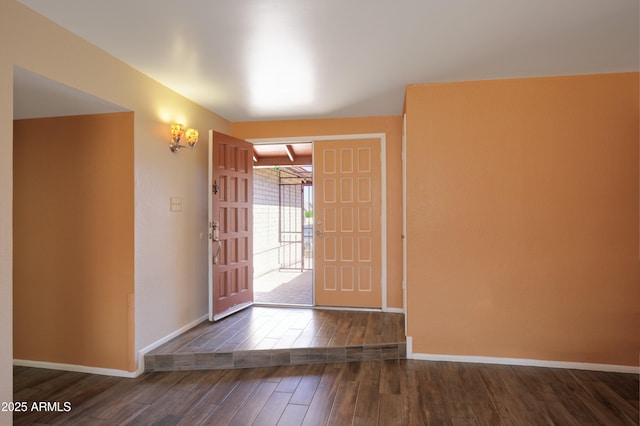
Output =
[
  {"x1": 1, "y1": 0, "x2": 231, "y2": 381},
  {"x1": 13, "y1": 112, "x2": 134, "y2": 371},
  {"x1": 231, "y1": 116, "x2": 405, "y2": 309},
  {"x1": 404, "y1": 73, "x2": 640, "y2": 366}
]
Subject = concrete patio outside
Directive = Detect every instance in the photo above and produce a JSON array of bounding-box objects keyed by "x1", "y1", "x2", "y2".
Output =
[{"x1": 254, "y1": 269, "x2": 313, "y2": 305}]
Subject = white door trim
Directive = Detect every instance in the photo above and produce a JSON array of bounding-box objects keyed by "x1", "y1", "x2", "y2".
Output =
[
  {"x1": 248, "y1": 133, "x2": 388, "y2": 311},
  {"x1": 207, "y1": 130, "x2": 214, "y2": 321},
  {"x1": 402, "y1": 115, "x2": 408, "y2": 334}
]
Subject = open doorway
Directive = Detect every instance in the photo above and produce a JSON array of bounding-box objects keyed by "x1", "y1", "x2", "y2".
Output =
[
  {"x1": 252, "y1": 143, "x2": 314, "y2": 305},
  {"x1": 12, "y1": 67, "x2": 134, "y2": 372}
]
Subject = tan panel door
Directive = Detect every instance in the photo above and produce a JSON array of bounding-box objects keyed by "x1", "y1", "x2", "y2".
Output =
[
  {"x1": 314, "y1": 138, "x2": 382, "y2": 308},
  {"x1": 210, "y1": 131, "x2": 253, "y2": 321}
]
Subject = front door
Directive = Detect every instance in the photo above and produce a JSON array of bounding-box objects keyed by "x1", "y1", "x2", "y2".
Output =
[
  {"x1": 209, "y1": 131, "x2": 254, "y2": 321},
  {"x1": 313, "y1": 138, "x2": 382, "y2": 308}
]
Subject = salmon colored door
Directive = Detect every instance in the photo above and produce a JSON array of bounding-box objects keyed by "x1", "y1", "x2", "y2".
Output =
[
  {"x1": 314, "y1": 139, "x2": 382, "y2": 308},
  {"x1": 209, "y1": 131, "x2": 253, "y2": 321}
]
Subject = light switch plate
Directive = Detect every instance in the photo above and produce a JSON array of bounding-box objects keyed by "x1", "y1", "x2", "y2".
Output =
[{"x1": 170, "y1": 196, "x2": 182, "y2": 212}]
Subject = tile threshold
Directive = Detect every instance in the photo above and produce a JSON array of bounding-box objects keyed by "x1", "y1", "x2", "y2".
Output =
[{"x1": 145, "y1": 342, "x2": 407, "y2": 372}]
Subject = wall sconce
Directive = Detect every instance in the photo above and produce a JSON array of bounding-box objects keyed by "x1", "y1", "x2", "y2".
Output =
[{"x1": 169, "y1": 123, "x2": 199, "y2": 153}]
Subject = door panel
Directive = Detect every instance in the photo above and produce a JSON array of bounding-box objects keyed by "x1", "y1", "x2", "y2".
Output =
[
  {"x1": 210, "y1": 131, "x2": 253, "y2": 321},
  {"x1": 314, "y1": 139, "x2": 382, "y2": 308}
]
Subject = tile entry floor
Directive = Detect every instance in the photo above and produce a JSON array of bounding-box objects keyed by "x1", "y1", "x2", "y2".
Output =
[{"x1": 145, "y1": 306, "x2": 406, "y2": 372}]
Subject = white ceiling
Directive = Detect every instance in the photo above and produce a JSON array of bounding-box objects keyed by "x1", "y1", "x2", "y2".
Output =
[{"x1": 16, "y1": 0, "x2": 640, "y2": 122}]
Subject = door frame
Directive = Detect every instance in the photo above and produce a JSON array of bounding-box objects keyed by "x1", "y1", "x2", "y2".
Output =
[
  {"x1": 207, "y1": 130, "x2": 214, "y2": 320},
  {"x1": 248, "y1": 133, "x2": 388, "y2": 311},
  {"x1": 402, "y1": 115, "x2": 408, "y2": 336}
]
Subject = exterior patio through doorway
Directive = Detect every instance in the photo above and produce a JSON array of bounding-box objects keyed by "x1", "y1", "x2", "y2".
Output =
[
  {"x1": 254, "y1": 269, "x2": 312, "y2": 305},
  {"x1": 253, "y1": 163, "x2": 313, "y2": 306}
]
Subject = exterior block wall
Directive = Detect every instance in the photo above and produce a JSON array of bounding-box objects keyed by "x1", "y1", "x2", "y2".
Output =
[
  {"x1": 253, "y1": 168, "x2": 306, "y2": 277},
  {"x1": 253, "y1": 168, "x2": 281, "y2": 277}
]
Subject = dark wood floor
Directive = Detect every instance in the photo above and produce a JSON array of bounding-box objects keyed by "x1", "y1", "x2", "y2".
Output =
[
  {"x1": 145, "y1": 306, "x2": 406, "y2": 372},
  {"x1": 13, "y1": 360, "x2": 639, "y2": 425}
]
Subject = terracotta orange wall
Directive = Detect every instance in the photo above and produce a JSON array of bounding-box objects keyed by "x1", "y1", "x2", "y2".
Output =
[
  {"x1": 13, "y1": 112, "x2": 135, "y2": 371},
  {"x1": 231, "y1": 116, "x2": 404, "y2": 309},
  {"x1": 405, "y1": 73, "x2": 640, "y2": 366}
]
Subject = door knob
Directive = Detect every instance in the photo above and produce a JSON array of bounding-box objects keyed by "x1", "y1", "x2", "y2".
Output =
[{"x1": 316, "y1": 230, "x2": 324, "y2": 237}]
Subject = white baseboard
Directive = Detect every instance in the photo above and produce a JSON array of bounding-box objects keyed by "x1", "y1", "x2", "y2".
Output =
[
  {"x1": 407, "y1": 351, "x2": 639, "y2": 374},
  {"x1": 13, "y1": 359, "x2": 138, "y2": 378},
  {"x1": 138, "y1": 314, "x2": 208, "y2": 356},
  {"x1": 136, "y1": 314, "x2": 209, "y2": 372},
  {"x1": 384, "y1": 307, "x2": 404, "y2": 314},
  {"x1": 13, "y1": 315, "x2": 210, "y2": 378}
]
